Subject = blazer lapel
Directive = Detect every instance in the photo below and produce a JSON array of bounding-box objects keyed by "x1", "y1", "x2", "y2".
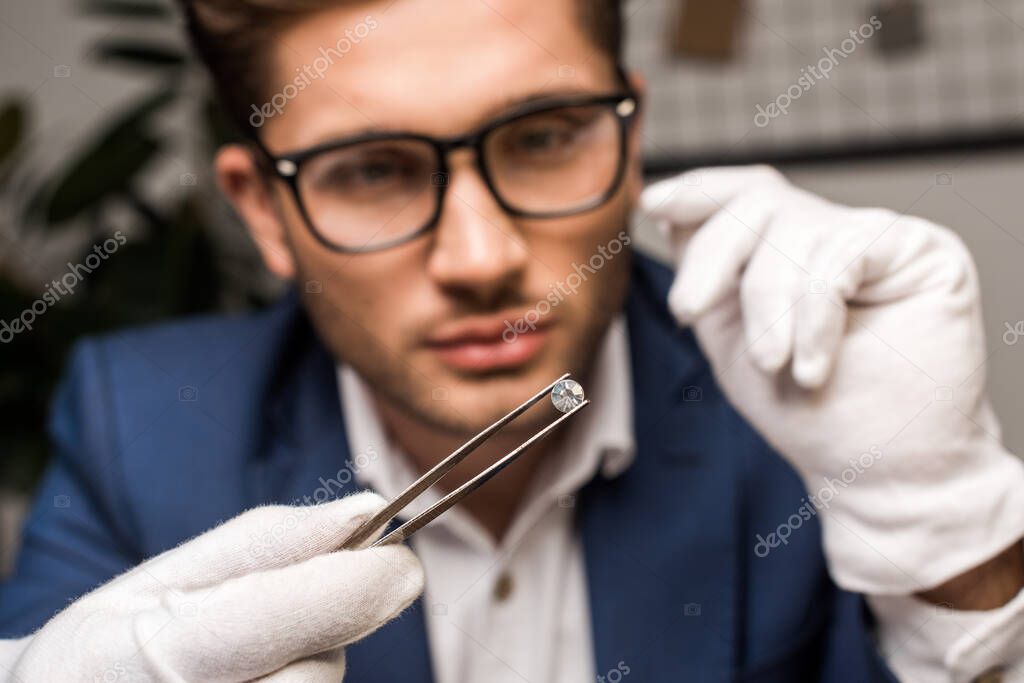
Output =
[{"x1": 581, "y1": 262, "x2": 741, "y2": 681}]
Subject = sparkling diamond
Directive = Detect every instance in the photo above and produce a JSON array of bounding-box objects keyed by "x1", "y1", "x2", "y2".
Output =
[{"x1": 551, "y1": 379, "x2": 585, "y2": 413}]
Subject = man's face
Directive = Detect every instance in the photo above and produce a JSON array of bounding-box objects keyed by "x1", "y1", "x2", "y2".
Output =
[{"x1": 220, "y1": 0, "x2": 642, "y2": 436}]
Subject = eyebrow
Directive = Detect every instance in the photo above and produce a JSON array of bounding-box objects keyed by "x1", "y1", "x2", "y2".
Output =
[{"x1": 482, "y1": 87, "x2": 600, "y2": 121}]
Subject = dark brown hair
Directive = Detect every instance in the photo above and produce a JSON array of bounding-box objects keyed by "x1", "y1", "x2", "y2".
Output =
[{"x1": 176, "y1": 0, "x2": 623, "y2": 133}]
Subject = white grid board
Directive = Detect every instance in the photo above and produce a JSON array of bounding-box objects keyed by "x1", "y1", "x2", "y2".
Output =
[{"x1": 623, "y1": 0, "x2": 1024, "y2": 161}]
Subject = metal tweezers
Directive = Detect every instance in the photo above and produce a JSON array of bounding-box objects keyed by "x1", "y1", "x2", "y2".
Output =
[{"x1": 340, "y1": 373, "x2": 589, "y2": 550}]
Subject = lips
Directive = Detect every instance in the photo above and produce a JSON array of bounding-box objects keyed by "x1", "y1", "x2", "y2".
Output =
[{"x1": 425, "y1": 311, "x2": 553, "y2": 372}]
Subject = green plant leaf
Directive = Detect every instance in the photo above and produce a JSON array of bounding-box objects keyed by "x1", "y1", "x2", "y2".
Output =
[
  {"x1": 33, "y1": 87, "x2": 176, "y2": 224},
  {"x1": 95, "y1": 42, "x2": 186, "y2": 70},
  {"x1": 0, "y1": 100, "x2": 27, "y2": 166},
  {"x1": 45, "y1": 134, "x2": 162, "y2": 223}
]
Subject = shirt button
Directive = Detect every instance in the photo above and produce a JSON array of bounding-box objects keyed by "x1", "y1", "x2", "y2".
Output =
[{"x1": 493, "y1": 572, "x2": 514, "y2": 602}]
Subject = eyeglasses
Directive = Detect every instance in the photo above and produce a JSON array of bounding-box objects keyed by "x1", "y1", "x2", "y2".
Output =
[{"x1": 254, "y1": 91, "x2": 639, "y2": 253}]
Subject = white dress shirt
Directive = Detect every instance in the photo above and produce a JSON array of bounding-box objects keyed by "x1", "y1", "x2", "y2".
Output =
[{"x1": 338, "y1": 317, "x2": 1024, "y2": 683}]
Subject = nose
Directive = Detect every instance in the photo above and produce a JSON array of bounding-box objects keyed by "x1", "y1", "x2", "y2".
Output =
[{"x1": 426, "y1": 153, "x2": 530, "y2": 305}]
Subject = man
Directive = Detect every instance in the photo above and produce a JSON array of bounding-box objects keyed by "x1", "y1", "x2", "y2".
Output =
[{"x1": 2, "y1": 0, "x2": 1024, "y2": 680}]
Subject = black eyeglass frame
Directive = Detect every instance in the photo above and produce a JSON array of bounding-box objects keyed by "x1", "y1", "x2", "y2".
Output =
[{"x1": 252, "y1": 89, "x2": 640, "y2": 254}]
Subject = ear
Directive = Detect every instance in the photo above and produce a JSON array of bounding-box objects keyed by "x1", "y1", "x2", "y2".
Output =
[
  {"x1": 215, "y1": 144, "x2": 296, "y2": 280},
  {"x1": 624, "y1": 70, "x2": 647, "y2": 206}
]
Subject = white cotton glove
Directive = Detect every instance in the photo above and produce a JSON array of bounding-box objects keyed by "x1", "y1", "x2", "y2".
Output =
[
  {"x1": 642, "y1": 165, "x2": 1024, "y2": 595},
  {"x1": 0, "y1": 492, "x2": 423, "y2": 682}
]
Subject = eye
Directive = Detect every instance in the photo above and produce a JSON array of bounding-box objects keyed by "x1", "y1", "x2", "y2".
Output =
[
  {"x1": 331, "y1": 156, "x2": 408, "y2": 187},
  {"x1": 506, "y1": 121, "x2": 577, "y2": 156},
  {"x1": 353, "y1": 160, "x2": 401, "y2": 184},
  {"x1": 308, "y1": 145, "x2": 427, "y2": 196},
  {"x1": 515, "y1": 126, "x2": 574, "y2": 152},
  {"x1": 497, "y1": 106, "x2": 604, "y2": 162}
]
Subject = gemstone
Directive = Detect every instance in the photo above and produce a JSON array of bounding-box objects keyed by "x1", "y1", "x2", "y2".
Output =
[{"x1": 551, "y1": 379, "x2": 585, "y2": 413}]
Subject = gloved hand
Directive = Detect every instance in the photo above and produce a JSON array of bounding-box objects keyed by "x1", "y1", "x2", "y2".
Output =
[
  {"x1": 642, "y1": 165, "x2": 1024, "y2": 595},
  {"x1": 0, "y1": 492, "x2": 423, "y2": 682}
]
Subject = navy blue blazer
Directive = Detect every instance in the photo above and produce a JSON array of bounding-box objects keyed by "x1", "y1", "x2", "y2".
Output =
[{"x1": 0, "y1": 254, "x2": 896, "y2": 682}]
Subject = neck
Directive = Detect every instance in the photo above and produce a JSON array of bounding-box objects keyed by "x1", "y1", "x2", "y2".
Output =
[{"x1": 373, "y1": 398, "x2": 554, "y2": 542}]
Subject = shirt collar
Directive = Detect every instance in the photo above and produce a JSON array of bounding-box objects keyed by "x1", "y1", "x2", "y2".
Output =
[{"x1": 573, "y1": 314, "x2": 635, "y2": 479}]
